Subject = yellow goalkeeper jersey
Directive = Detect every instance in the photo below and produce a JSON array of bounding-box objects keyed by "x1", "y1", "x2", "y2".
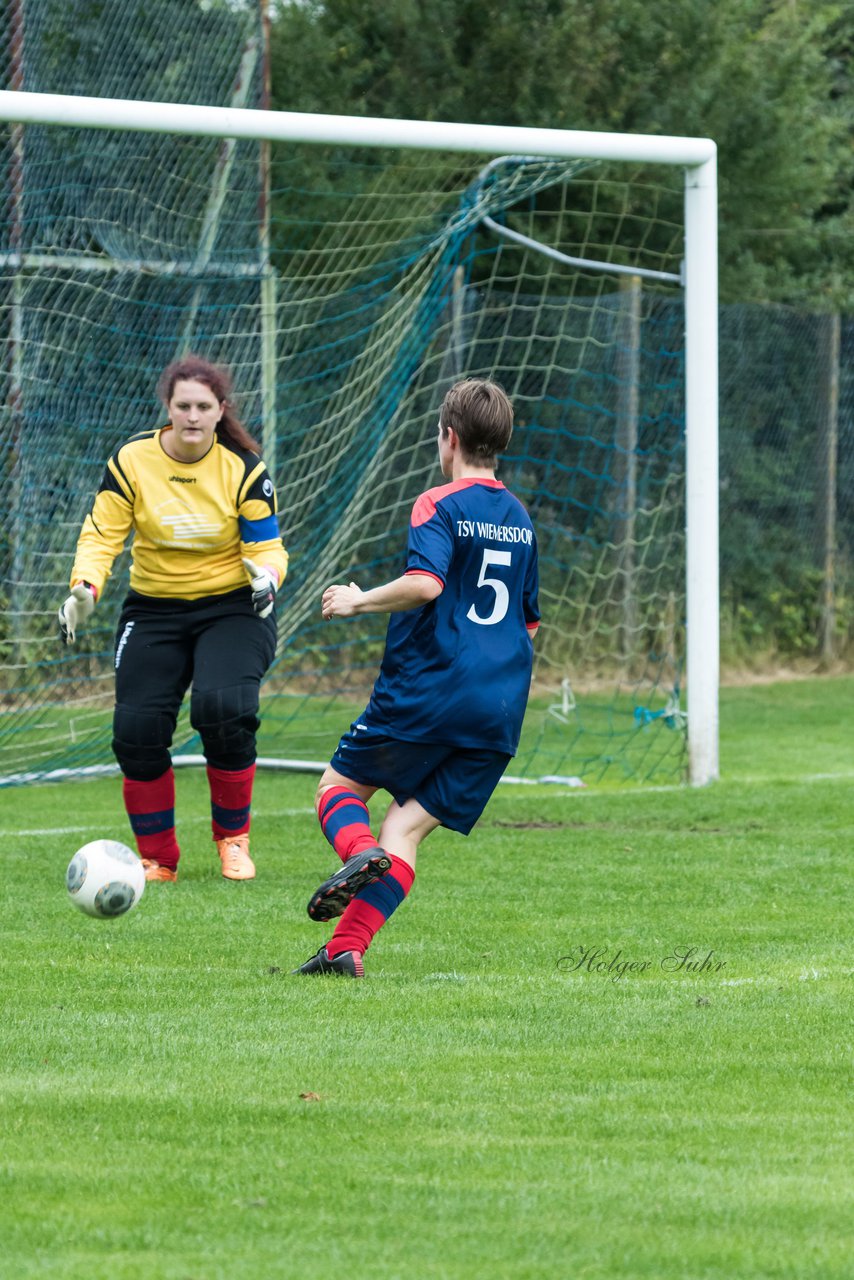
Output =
[{"x1": 70, "y1": 428, "x2": 288, "y2": 600}]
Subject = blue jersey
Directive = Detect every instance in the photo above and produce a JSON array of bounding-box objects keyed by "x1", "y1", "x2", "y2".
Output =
[{"x1": 363, "y1": 477, "x2": 539, "y2": 754}]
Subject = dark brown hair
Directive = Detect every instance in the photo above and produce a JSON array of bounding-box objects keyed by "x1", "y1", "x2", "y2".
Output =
[
  {"x1": 439, "y1": 378, "x2": 513, "y2": 468},
  {"x1": 157, "y1": 355, "x2": 261, "y2": 454}
]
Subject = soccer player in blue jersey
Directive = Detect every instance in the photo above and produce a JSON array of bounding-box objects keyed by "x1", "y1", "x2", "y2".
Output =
[{"x1": 294, "y1": 378, "x2": 539, "y2": 978}]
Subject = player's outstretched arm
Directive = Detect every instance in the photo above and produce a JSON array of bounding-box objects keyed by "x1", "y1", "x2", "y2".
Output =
[{"x1": 322, "y1": 573, "x2": 441, "y2": 620}]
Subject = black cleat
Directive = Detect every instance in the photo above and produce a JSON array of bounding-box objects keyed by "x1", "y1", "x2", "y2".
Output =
[
  {"x1": 291, "y1": 945, "x2": 364, "y2": 978},
  {"x1": 307, "y1": 847, "x2": 392, "y2": 922}
]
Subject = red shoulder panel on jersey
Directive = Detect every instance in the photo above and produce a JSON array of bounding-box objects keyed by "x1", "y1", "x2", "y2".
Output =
[
  {"x1": 410, "y1": 491, "x2": 437, "y2": 528},
  {"x1": 410, "y1": 477, "x2": 505, "y2": 527}
]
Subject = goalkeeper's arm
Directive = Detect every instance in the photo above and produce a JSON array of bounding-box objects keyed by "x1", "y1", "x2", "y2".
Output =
[
  {"x1": 69, "y1": 492, "x2": 134, "y2": 600},
  {"x1": 61, "y1": 473, "x2": 133, "y2": 645}
]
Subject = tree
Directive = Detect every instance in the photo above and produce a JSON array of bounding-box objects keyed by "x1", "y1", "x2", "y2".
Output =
[{"x1": 270, "y1": 0, "x2": 853, "y2": 306}]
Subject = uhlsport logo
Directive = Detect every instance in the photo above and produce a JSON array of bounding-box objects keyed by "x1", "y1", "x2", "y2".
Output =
[{"x1": 115, "y1": 620, "x2": 135, "y2": 670}]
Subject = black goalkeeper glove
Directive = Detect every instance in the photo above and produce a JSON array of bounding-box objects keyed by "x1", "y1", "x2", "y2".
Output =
[{"x1": 241, "y1": 558, "x2": 277, "y2": 619}]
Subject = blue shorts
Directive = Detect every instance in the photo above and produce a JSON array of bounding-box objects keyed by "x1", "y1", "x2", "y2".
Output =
[{"x1": 329, "y1": 723, "x2": 512, "y2": 835}]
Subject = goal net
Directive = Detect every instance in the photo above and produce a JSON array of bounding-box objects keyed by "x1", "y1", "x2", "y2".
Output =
[{"x1": 0, "y1": 89, "x2": 717, "y2": 788}]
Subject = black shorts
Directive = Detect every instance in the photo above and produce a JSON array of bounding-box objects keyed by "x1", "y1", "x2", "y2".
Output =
[{"x1": 114, "y1": 587, "x2": 277, "y2": 732}]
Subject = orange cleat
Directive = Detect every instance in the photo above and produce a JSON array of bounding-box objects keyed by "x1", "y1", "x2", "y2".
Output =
[
  {"x1": 216, "y1": 834, "x2": 255, "y2": 881},
  {"x1": 141, "y1": 859, "x2": 178, "y2": 883}
]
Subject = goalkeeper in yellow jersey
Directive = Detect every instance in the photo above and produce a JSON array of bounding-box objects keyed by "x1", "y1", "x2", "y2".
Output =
[{"x1": 59, "y1": 355, "x2": 288, "y2": 884}]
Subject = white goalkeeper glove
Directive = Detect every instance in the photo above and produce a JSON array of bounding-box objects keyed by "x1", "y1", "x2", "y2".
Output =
[
  {"x1": 242, "y1": 558, "x2": 277, "y2": 619},
  {"x1": 58, "y1": 582, "x2": 96, "y2": 645}
]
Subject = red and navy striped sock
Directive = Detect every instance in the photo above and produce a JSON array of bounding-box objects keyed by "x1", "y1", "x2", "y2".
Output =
[
  {"x1": 317, "y1": 786, "x2": 378, "y2": 864},
  {"x1": 122, "y1": 769, "x2": 180, "y2": 869},
  {"x1": 326, "y1": 855, "x2": 415, "y2": 958},
  {"x1": 207, "y1": 763, "x2": 255, "y2": 839}
]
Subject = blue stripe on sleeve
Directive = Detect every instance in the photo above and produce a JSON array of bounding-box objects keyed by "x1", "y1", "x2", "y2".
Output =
[{"x1": 239, "y1": 513, "x2": 280, "y2": 542}]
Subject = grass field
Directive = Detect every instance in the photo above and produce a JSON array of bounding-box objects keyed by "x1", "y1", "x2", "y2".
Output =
[{"x1": 1, "y1": 675, "x2": 851, "y2": 1279}]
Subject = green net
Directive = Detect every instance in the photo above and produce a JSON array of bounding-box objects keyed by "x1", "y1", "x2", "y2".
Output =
[{"x1": 1, "y1": 2, "x2": 690, "y2": 786}]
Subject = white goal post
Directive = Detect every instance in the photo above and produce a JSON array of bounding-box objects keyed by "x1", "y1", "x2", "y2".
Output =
[{"x1": 0, "y1": 89, "x2": 719, "y2": 785}]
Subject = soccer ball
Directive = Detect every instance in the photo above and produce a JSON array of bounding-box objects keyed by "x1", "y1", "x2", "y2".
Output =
[{"x1": 66, "y1": 839, "x2": 146, "y2": 918}]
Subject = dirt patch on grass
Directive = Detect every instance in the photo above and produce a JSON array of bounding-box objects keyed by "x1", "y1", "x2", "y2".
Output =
[{"x1": 719, "y1": 662, "x2": 851, "y2": 686}]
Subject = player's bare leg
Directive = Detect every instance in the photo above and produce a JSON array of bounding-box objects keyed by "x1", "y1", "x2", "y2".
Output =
[
  {"x1": 376, "y1": 797, "x2": 441, "y2": 872},
  {"x1": 316, "y1": 765, "x2": 376, "y2": 808}
]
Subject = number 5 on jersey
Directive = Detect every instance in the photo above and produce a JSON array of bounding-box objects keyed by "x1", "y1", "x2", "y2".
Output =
[{"x1": 467, "y1": 549, "x2": 511, "y2": 626}]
